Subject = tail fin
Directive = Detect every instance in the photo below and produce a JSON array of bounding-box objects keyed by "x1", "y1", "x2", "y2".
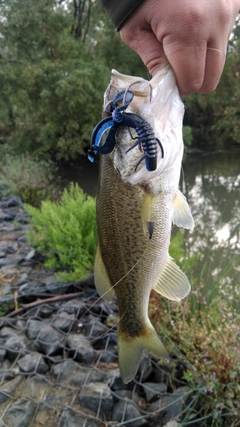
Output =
[{"x1": 118, "y1": 322, "x2": 169, "y2": 384}]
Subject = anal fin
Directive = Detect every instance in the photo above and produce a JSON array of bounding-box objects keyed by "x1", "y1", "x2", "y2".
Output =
[
  {"x1": 153, "y1": 256, "x2": 191, "y2": 301},
  {"x1": 94, "y1": 245, "x2": 115, "y2": 303}
]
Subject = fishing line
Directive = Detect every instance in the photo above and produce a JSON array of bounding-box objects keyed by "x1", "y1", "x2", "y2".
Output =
[
  {"x1": 122, "y1": 80, "x2": 153, "y2": 105},
  {"x1": 79, "y1": 239, "x2": 151, "y2": 323},
  {"x1": 88, "y1": 308, "x2": 127, "y2": 344}
]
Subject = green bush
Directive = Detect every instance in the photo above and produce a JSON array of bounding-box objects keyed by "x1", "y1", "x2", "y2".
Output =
[
  {"x1": 0, "y1": 154, "x2": 58, "y2": 206},
  {"x1": 25, "y1": 183, "x2": 97, "y2": 281}
]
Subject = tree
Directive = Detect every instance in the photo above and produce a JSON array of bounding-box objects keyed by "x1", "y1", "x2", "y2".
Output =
[{"x1": 0, "y1": 0, "x2": 109, "y2": 159}]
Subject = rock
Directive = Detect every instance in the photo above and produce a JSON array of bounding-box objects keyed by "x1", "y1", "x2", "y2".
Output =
[
  {"x1": 58, "y1": 409, "x2": 99, "y2": 427},
  {"x1": 2, "y1": 397, "x2": 35, "y2": 427},
  {"x1": 25, "y1": 249, "x2": 35, "y2": 261},
  {"x1": 4, "y1": 334, "x2": 28, "y2": 360},
  {"x1": 38, "y1": 304, "x2": 54, "y2": 318},
  {"x1": 78, "y1": 382, "x2": 113, "y2": 415},
  {"x1": 112, "y1": 401, "x2": 146, "y2": 427},
  {"x1": 142, "y1": 382, "x2": 167, "y2": 402},
  {"x1": 70, "y1": 366, "x2": 107, "y2": 386},
  {"x1": 37, "y1": 325, "x2": 63, "y2": 355},
  {"x1": 46, "y1": 281, "x2": 69, "y2": 295},
  {"x1": 135, "y1": 354, "x2": 153, "y2": 382},
  {"x1": 67, "y1": 333, "x2": 94, "y2": 364},
  {"x1": 0, "y1": 376, "x2": 22, "y2": 404},
  {"x1": 83, "y1": 315, "x2": 108, "y2": 340},
  {"x1": 0, "y1": 360, "x2": 20, "y2": 381},
  {"x1": 52, "y1": 312, "x2": 75, "y2": 333},
  {"x1": 112, "y1": 389, "x2": 140, "y2": 405},
  {"x1": 16, "y1": 272, "x2": 29, "y2": 286},
  {"x1": 0, "y1": 348, "x2": 6, "y2": 362},
  {"x1": 163, "y1": 422, "x2": 180, "y2": 427},
  {"x1": 0, "y1": 196, "x2": 23, "y2": 208},
  {"x1": 17, "y1": 353, "x2": 49, "y2": 374},
  {"x1": 27, "y1": 319, "x2": 47, "y2": 340},
  {"x1": 149, "y1": 387, "x2": 191, "y2": 423},
  {"x1": 0, "y1": 254, "x2": 25, "y2": 266},
  {"x1": 97, "y1": 348, "x2": 118, "y2": 364},
  {"x1": 52, "y1": 359, "x2": 80, "y2": 380},
  {"x1": 151, "y1": 364, "x2": 170, "y2": 384},
  {"x1": 60, "y1": 298, "x2": 87, "y2": 317}
]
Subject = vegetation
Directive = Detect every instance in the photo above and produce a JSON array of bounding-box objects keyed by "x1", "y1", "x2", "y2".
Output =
[
  {"x1": 0, "y1": 1, "x2": 239, "y2": 162},
  {"x1": 0, "y1": 153, "x2": 59, "y2": 206},
  {"x1": 0, "y1": 0, "x2": 145, "y2": 160},
  {"x1": 25, "y1": 183, "x2": 97, "y2": 281},
  {"x1": 150, "y1": 229, "x2": 240, "y2": 425}
]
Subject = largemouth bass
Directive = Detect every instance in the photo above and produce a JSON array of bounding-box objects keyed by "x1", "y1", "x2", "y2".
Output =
[{"x1": 93, "y1": 66, "x2": 194, "y2": 384}]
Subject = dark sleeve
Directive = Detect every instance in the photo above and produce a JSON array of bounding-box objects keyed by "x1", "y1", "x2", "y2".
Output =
[{"x1": 99, "y1": 0, "x2": 145, "y2": 31}]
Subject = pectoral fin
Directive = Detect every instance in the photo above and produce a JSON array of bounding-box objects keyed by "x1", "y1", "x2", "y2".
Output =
[
  {"x1": 94, "y1": 245, "x2": 115, "y2": 303},
  {"x1": 153, "y1": 256, "x2": 190, "y2": 301},
  {"x1": 141, "y1": 193, "x2": 156, "y2": 236},
  {"x1": 172, "y1": 190, "x2": 194, "y2": 230}
]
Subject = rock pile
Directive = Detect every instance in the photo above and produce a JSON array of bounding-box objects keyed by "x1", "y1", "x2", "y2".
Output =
[{"x1": 0, "y1": 190, "x2": 198, "y2": 427}]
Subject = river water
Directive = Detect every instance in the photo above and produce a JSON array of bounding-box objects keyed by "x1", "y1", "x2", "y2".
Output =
[{"x1": 60, "y1": 148, "x2": 240, "y2": 310}]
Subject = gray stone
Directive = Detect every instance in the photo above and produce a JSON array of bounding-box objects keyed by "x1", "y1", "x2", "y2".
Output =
[
  {"x1": 16, "y1": 272, "x2": 29, "y2": 286},
  {"x1": 112, "y1": 401, "x2": 146, "y2": 427},
  {"x1": 163, "y1": 422, "x2": 180, "y2": 427},
  {"x1": 2, "y1": 397, "x2": 35, "y2": 427},
  {"x1": 84, "y1": 315, "x2": 108, "y2": 339},
  {"x1": 52, "y1": 359, "x2": 80, "y2": 380},
  {"x1": 135, "y1": 354, "x2": 153, "y2": 382},
  {"x1": 52, "y1": 312, "x2": 75, "y2": 333},
  {"x1": 79, "y1": 382, "x2": 113, "y2": 415},
  {"x1": 1, "y1": 196, "x2": 23, "y2": 208},
  {"x1": 0, "y1": 360, "x2": 20, "y2": 381},
  {"x1": 70, "y1": 366, "x2": 107, "y2": 386},
  {"x1": 97, "y1": 348, "x2": 118, "y2": 364},
  {"x1": 61, "y1": 298, "x2": 87, "y2": 316},
  {"x1": 25, "y1": 249, "x2": 35, "y2": 260},
  {"x1": 38, "y1": 325, "x2": 63, "y2": 355},
  {"x1": 27, "y1": 319, "x2": 46, "y2": 340},
  {"x1": 0, "y1": 348, "x2": 6, "y2": 362},
  {"x1": 67, "y1": 333, "x2": 94, "y2": 364},
  {"x1": 0, "y1": 376, "x2": 22, "y2": 404},
  {"x1": 46, "y1": 281, "x2": 69, "y2": 295},
  {"x1": 38, "y1": 304, "x2": 54, "y2": 318},
  {"x1": 58, "y1": 409, "x2": 99, "y2": 427},
  {"x1": 17, "y1": 353, "x2": 49, "y2": 374},
  {"x1": 4, "y1": 333, "x2": 28, "y2": 360},
  {"x1": 112, "y1": 389, "x2": 140, "y2": 405},
  {"x1": 151, "y1": 364, "x2": 170, "y2": 383},
  {"x1": 0, "y1": 326, "x2": 19, "y2": 338},
  {"x1": 0, "y1": 254, "x2": 25, "y2": 266},
  {"x1": 142, "y1": 382, "x2": 167, "y2": 402},
  {"x1": 149, "y1": 387, "x2": 191, "y2": 422}
]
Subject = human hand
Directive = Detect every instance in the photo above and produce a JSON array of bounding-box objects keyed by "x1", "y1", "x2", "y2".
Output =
[{"x1": 120, "y1": 0, "x2": 240, "y2": 96}]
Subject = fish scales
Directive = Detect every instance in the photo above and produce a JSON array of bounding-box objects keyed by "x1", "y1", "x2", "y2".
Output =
[{"x1": 93, "y1": 67, "x2": 195, "y2": 384}]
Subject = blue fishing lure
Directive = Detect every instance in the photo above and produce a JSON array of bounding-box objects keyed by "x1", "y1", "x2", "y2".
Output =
[{"x1": 88, "y1": 87, "x2": 164, "y2": 172}]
